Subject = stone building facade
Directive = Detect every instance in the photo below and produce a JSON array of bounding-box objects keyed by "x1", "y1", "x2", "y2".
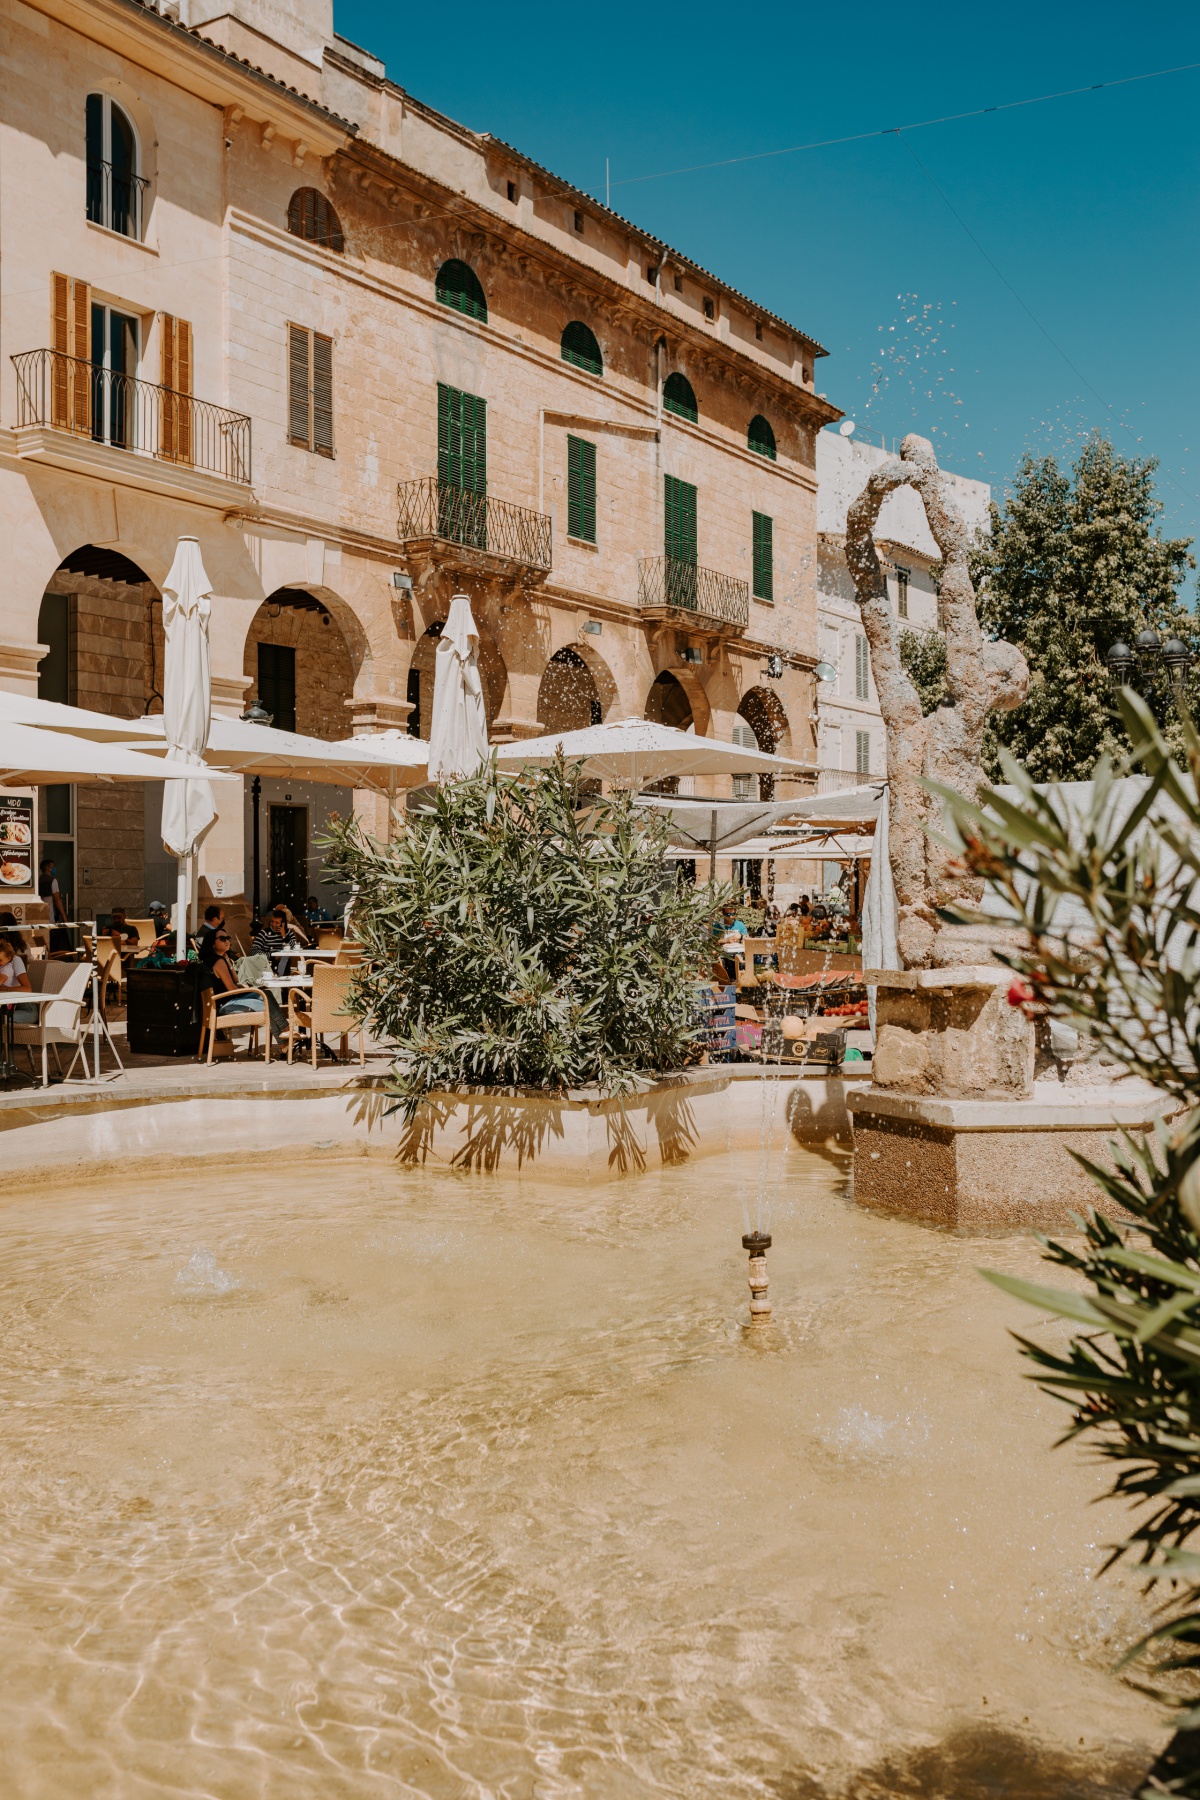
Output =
[
  {"x1": 0, "y1": 0, "x2": 839, "y2": 919},
  {"x1": 815, "y1": 431, "x2": 990, "y2": 794}
]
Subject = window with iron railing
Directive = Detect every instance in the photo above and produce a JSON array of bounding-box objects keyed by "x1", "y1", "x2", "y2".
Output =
[{"x1": 85, "y1": 93, "x2": 147, "y2": 239}]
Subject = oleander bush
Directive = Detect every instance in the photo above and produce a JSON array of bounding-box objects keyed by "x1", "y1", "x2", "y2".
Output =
[
  {"x1": 939, "y1": 694, "x2": 1200, "y2": 1796},
  {"x1": 323, "y1": 757, "x2": 722, "y2": 1113}
]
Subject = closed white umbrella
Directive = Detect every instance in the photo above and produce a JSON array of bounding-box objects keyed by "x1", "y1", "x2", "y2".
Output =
[
  {"x1": 159, "y1": 537, "x2": 216, "y2": 960},
  {"x1": 427, "y1": 594, "x2": 488, "y2": 783}
]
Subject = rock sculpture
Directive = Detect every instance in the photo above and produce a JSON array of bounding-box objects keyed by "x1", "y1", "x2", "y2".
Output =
[{"x1": 845, "y1": 433, "x2": 1030, "y2": 968}]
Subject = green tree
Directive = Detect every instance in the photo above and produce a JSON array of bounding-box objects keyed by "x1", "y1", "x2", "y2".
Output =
[
  {"x1": 973, "y1": 435, "x2": 1194, "y2": 781},
  {"x1": 322, "y1": 758, "x2": 721, "y2": 1112},
  {"x1": 899, "y1": 626, "x2": 949, "y2": 715}
]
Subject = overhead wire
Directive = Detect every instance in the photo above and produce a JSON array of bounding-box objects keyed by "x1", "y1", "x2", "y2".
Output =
[{"x1": 604, "y1": 59, "x2": 1200, "y2": 191}]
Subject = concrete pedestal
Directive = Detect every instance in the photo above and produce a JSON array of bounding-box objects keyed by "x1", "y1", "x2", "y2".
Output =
[{"x1": 848, "y1": 1082, "x2": 1178, "y2": 1229}]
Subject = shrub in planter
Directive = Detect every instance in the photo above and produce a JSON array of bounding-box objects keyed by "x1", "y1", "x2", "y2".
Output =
[{"x1": 323, "y1": 758, "x2": 723, "y2": 1112}]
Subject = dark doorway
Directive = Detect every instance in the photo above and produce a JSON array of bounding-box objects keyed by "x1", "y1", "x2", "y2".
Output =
[
  {"x1": 258, "y1": 642, "x2": 297, "y2": 732},
  {"x1": 269, "y1": 805, "x2": 308, "y2": 914}
]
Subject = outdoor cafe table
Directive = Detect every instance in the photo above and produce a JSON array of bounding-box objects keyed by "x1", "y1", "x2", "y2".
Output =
[{"x1": 0, "y1": 988, "x2": 71, "y2": 1088}]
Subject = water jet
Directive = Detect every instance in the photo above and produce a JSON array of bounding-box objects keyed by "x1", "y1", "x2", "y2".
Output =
[{"x1": 742, "y1": 1231, "x2": 771, "y2": 1323}]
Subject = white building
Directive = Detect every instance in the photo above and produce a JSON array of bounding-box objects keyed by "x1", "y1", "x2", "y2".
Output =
[{"x1": 815, "y1": 430, "x2": 991, "y2": 791}]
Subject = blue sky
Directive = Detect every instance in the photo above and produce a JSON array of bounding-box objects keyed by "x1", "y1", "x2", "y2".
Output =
[{"x1": 339, "y1": 0, "x2": 1200, "y2": 566}]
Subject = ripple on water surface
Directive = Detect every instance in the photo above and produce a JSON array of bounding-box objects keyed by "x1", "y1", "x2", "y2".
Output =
[{"x1": 0, "y1": 1147, "x2": 1167, "y2": 1797}]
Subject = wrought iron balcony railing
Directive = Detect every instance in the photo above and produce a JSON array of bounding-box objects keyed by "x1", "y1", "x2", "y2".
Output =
[
  {"x1": 12, "y1": 349, "x2": 252, "y2": 485},
  {"x1": 396, "y1": 476, "x2": 553, "y2": 573},
  {"x1": 818, "y1": 766, "x2": 876, "y2": 794},
  {"x1": 637, "y1": 555, "x2": 749, "y2": 631},
  {"x1": 86, "y1": 160, "x2": 150, "y2": 239}
]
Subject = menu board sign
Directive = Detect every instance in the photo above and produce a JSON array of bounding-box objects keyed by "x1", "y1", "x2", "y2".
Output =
[{"x1": 0, "y1": 794, "x2": 36, "y2": 898}]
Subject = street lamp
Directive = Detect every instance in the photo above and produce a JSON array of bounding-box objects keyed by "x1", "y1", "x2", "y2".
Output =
[
  {"x1": 240, "y1": 699, "x2": 272, "y2": 926},
  {"x1": 1106, "y1": 630, "x2": 1195, "y2": 699}
]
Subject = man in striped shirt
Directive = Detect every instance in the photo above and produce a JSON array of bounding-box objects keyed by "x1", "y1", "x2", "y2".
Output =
[{"x1": 251, "y1": 905, "x2": 299, "y2": 973}]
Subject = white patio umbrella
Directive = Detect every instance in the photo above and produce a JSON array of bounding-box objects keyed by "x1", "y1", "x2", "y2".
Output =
[
  {"x1": 636, "y1": 795, "x2": 811, "y2": 862},
  {"x1": 427, "y1": 594, "x2": 488, "y2": 784},
  {"x1": 159, "y1": 538, "x2": 216, "y2": 960},
  {"x1": 0, "y1": 721, "x2": 235, "y2": 787},
  {"x1": 495, "y1": 717, "x2": 809, "y2": 790}
]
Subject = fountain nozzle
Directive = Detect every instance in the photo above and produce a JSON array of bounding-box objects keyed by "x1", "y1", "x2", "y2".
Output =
[{"x1": 742, "y1": 1233, "x2": 772, "y2": 1324}]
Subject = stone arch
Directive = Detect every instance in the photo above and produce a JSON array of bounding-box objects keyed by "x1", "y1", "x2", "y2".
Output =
[
  {"x1": 737, "y1": 684, "x2": 792, "y2": 802},
  {"x1": 36, "y1": 543, "x2": 160, "y2": 921},
  {"x1": 242, "y1": 588, "x2": 357, "y2": 740},
  {"x1": 645, "y1": 670, "x2": 694, "y2": 730},
  {"x1": 738, "y1": 684, "x2": 792, "y2": 756},
  {"x1": 537, "y1": 647, "x2": 602, "y2": 734},
  {"x1": 570, "y1": 639, "x2": 619, "y2": 720},
  {"x1": 405, "y1": 617, "x2": 508, "y2": 741}
]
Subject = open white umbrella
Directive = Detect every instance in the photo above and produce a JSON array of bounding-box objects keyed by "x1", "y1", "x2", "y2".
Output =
[
  {"x1": 427, "y1": 594, "x2": 488, "y2": 784},
  {"x1": 159, "y1": 538, "x2": 217, "y2": 959},
  {"x1": 0, "y1": 721, "x2": 235, "y2": 787},
  {"x1": 495, "y1": 717, "x2": 809, "y2": 790}
]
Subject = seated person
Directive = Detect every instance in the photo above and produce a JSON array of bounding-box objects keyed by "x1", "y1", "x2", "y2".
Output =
[
  {"x1": 252, "y1": 905, "x2": 301, "y2": 976},
  {"x1": 304, "y1": 894, "x2": 332, "y2": 931},
  {"x1": 197, "y1": 903, "x2": 224, "y2": 960},
  {"x1": 201, "y1": 927, "x2": 287, "y2": 1045},
  {"x1": 109, "y1": 907, "x2": 140, "y2": 957},
  {"x1": 712, "y1": 902, "x2": 747, "y2": 984},
  {"x1": 0, "y1": 935, "x2": 36, "y2": 1023}
]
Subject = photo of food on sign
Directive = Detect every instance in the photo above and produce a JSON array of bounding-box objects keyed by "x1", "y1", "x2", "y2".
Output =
[{"x1": 0, "y1": 797, "x2": 34, "y2": 890}]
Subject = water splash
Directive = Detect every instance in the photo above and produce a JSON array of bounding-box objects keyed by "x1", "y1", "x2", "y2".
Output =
[{"x1": 174, "y1": 1249, "x2": 239, "y2": 1297}]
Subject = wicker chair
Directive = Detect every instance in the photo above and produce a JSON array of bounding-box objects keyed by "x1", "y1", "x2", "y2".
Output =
[
  {"x1": 287, "y1": 963, "x2": 365, "y2": 1067},
  {"x1": 198, "y1": 984, "x2": 272, "y2": 1063}
]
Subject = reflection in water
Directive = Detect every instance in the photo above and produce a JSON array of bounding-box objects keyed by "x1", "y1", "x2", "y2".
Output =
[{"x1": 0, "y1": 1149, "x2": 1168, "y2": 1796}]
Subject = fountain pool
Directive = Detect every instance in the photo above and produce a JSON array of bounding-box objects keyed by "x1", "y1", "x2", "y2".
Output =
[{"x1": 0, "y1": 1143, "x2": 1166, "y2": 1797}]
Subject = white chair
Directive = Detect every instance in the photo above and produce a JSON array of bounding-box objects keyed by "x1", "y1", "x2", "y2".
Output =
[{"x1": 12, "y1": 961, "x2": 94, "y2": 1085}]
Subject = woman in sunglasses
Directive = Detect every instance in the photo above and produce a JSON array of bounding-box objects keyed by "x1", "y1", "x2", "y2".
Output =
[{"x1": 200, "y1": 926, "x2": 288, "y2": 1046}]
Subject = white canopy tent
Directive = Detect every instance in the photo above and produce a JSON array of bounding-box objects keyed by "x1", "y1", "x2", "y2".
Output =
[{"x1": 663, "y1": 832, "x2": 874, "y2": 862}]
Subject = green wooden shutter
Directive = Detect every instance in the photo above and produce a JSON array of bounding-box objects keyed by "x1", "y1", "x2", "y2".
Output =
[
  {"x1": 856, "y1": 729, "x2": 871, "y2": 775},
  {"x1": 664, "y1": 474, "x2": 697, "y2": 562},
  {"x1": 438, "y1": 382, "x2": 486, "y2": 493},
  {"x1": 752, "y1": 511, "x2": 773, "y2": 601},
  {"x1": 663, "y1": 474, "x2": 697, "y2": 608},
  {"x1": 567, "y1": 435, "x2": 596, "y2": 542},
  {"x1": 312, "y1": 331, "x2": 333, "y2": 457},
  {"x1": 287, "y1": 324, "x2": 311, "y2": 446}
]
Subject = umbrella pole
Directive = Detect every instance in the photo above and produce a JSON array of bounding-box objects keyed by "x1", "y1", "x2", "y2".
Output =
[
  {"x1": 709, "y1": 810, "x2": 717, "y2": 885},
  {"x1": 175, "y1": 858, "x2": 188, "y2": 963},
  {"x1": 89, "y1": 917, "x2": 100, "y2": 1081}
]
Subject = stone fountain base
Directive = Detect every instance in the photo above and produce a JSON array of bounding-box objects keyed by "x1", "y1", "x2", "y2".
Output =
[
  {"x1": 851, "y1": 965, "x2": 1179, "y2": 1228},
  {"x1": 847, "y1": 1081, "x2": 1177, "y2": 1229}
]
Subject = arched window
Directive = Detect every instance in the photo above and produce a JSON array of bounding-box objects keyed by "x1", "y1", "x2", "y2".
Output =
[
  {"x1": 561, "y1": 321, "x2": 602, "y2": 376},
  {"x1": 747, "y1": 414, "x2": 776, "y2": 461},
  {"x1": 663, "y1": 372, "x2": 698, "y2": 423},
  {"x1": 436, "y1": 259, "x2": 488, "y2": 322},
  {"x1": 287, "y1": 188, "x2": 344, "y2": 252},
  {"x1": 85, "y1": 93, "x2": 143, "y2": 238}
]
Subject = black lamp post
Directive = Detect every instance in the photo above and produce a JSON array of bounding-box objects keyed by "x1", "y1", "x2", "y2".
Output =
[
  {"x1": 1106, "y1": 630, "x2": 1194, "y2": 699},
  {"x1": 241, "y1": 700, "x2": 272, "y2": 929}
]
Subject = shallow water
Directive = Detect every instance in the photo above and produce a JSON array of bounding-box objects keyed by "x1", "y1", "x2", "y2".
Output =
[{"x1": 0, "y1": 1143, "x2": 1166, "y2": 1797}]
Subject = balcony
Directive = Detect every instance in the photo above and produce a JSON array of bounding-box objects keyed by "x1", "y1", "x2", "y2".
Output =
[
  {"x1": 396, "y1": 477, "x2": 552, "y2": 584},
  {"x1": 817, "y1": 766, "x2": 876, "y2": 794},
  {"x1": 11, "y1": 349, "x2": 252, "y2": 500},
  {"x1": 637, "y1": 556, "x2": 749, "y2": 634},
  {"x1": 86, "y1": 161, "x2": 150, "y2": 240}
]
